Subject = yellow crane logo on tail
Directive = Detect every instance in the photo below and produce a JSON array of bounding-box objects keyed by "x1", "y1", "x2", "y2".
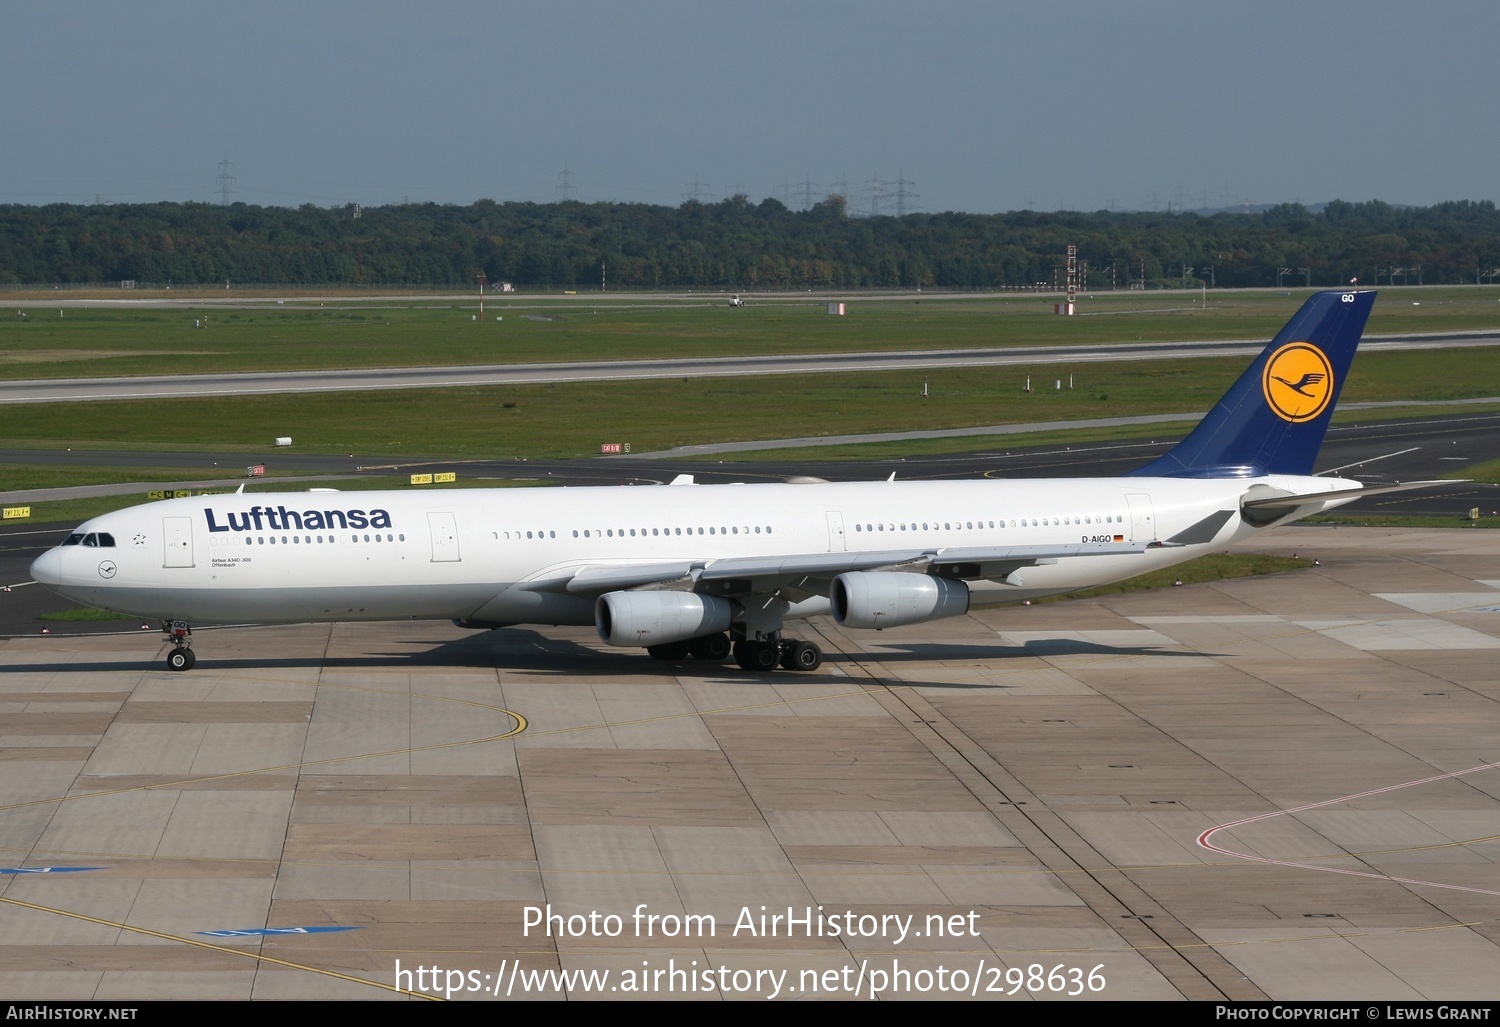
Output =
[{"x1": 1262, "y1": 342, "x2": 1334, "y2": 422}]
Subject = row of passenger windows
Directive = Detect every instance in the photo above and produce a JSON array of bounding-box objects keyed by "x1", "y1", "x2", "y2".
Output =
[
  {"x1": 62, "y1": 532, "x2": 116, "y2": 548},
  {"x1": 854, "y1": 514, "x2": 1123, "y2": 532},
  {"x1": 497, "y1": 525, "x2": 775, "y2": 541},
  {"x1": 493, "y1": 515, "x2": 1125, "y2": 542},
  {"x1": 208, "y1": 533, "x2": 406, "y2": 547}
]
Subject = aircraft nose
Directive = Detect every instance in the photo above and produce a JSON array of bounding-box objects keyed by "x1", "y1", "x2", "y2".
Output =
[{"x1": 30, "y1": 547, "x2": 62, "y2": 587}]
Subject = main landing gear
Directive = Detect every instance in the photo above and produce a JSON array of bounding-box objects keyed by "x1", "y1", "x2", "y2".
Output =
[
  {"x1": 645, "y1": 632, "x2": 824, "y2": 672},
  {"x1": 646, "y1": 632, "x2": 733, "y2": 663},
  {"x1": 162, "y1": 620, "x2": 195, "y2": 672},
  {"x1": 734, "y1": 636, "x2": 822, "y2": 673}
]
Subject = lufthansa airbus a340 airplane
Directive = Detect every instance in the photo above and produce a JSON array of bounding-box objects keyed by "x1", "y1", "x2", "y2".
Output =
[{"x1": 31, "y1": 290, "x2": 1421, "y2": 673}]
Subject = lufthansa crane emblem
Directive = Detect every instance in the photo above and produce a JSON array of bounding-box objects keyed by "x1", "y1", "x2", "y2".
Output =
[{"x1": 1262, "y1": 342, "x2": 1334, "y2": 423}]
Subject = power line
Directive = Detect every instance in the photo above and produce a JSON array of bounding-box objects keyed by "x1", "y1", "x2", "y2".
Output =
[
  {"x1": 796, "y1": 174, "x2": 818, "y2": 211},
  {"x1": 215, "y1": 158, "x2": 236, "y2": 207},
  {"x1": 863, "y1": 172, "x2": 884, "y2": 217},
  {"x1": 682, "y1": 173, "x2": 712, "y2": 203},
  {"x1": 891, "y1": 168, "x2": 918, "y2": 217}
]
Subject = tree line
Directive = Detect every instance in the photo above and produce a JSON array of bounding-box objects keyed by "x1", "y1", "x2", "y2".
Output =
[{"x1": 2, "y1": 195, "x2": 1498, "y2": 290}]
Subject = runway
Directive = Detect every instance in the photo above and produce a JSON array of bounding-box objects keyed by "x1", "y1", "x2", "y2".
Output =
[
  {"x1": 3, "y1": 331, "x2": 1498, "y2": 404},
  {"x1": 4, "y1": 526, "x2": 1500, "y2": 999}
]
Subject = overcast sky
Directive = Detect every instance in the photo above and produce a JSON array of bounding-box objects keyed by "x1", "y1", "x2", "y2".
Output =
[{"x1": 3, "y1": 1, "x2": 1494, "y2": 214}]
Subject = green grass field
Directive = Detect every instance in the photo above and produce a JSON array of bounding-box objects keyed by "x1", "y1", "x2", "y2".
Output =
[
  {"x1": 2, "y1": 345, "x2": 1497, "y2": 461},
  {"x1": 5, "y1": 287, "x2": 1499, "y2": 530},
  {"x1": 3, "y1": 285, "x2": 1498, "y2": 382},
  {"x1": 10, "y1": 473, "x2": 548, "y2": 526},
  {"x1": 0, "y1": 463, "x2": 326, "y2": 490},
  {"x1": 1446, "y1": 457, "x2": 1500, "y2": 484}
]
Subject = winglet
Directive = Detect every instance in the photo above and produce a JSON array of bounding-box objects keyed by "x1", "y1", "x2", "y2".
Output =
[{"x1": 1129, "y1": 290, "x2": 1376, "y2": 478}]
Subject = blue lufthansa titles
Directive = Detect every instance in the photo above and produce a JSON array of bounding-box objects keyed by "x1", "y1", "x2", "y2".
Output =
[{"x1": 205, "y1": 505, "x2": 393, "y2": 533}]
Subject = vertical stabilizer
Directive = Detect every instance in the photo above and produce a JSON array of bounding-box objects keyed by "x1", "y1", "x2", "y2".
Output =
[{"x1": 1129, "y1": 290, "x2": 1375, "y2": 478}]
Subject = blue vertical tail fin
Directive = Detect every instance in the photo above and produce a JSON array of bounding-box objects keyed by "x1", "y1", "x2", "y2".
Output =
[{"x1": 1128, "y1": 290, "x2": 1375, "y2": 478}]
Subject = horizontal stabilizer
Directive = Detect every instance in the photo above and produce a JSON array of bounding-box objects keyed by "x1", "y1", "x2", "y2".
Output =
[{"x1": 1241, "y1": 480, "x2": 1454, "y2": 513}]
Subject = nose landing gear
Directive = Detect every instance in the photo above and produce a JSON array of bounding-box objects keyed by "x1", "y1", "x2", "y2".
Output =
[{"x1": 162, "y1": 620, "x2": 195, "y2": 671}]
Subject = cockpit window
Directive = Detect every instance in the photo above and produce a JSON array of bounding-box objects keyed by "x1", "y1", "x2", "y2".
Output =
[
  {"x1": 82, "y1": 534, "x2": 98, "y2": 547},
  {"x1": 62, "y1": 533, "x2": 85, "y2": 546},
  {"x1": 96, "y1": 533, "x2": 116, "y2": 548}
]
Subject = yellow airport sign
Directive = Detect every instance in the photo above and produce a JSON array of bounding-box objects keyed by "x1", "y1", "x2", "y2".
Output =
[
  {"x1": 409, "y1": 473, "x2": 434, "y2": 485},
  {"x1": 2, "y1": 506, "x2": 29, "y2": 520}
]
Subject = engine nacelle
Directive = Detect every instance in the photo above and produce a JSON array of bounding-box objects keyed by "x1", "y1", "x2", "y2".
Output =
[
  {"x1": 830, "y1": 571, "x2": 970, "y2": 630},
  {"x1": 595, "y1": 591, "x2": 734, "y2": 647}
]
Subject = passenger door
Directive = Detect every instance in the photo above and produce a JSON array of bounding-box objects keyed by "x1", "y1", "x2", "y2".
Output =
[
  {"x1": 825, "y1": 511, "x2": 847, "y2": 552},
  {"x1": 1125, "y1": 494, "x2": 1156, "y2": 542},
  {"x1": 163, "y1": 517, "x2": 194, "y2": 568},
  {"x1": 428, "y1": 512, "x2": 461, "y2": 562}
]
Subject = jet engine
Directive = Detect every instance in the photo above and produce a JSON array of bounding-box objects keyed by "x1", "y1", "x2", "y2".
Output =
[
  {"x1": 596, "y1": 591, "x2": 734, "y2": 647},
  {"x1": 830, "y1": 572, "x2": 969, "y2": 630}
]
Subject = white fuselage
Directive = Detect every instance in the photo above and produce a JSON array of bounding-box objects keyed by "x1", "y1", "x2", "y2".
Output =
[{"x1": 32, "y1": 473, "x2": 1362, "y2": 628}]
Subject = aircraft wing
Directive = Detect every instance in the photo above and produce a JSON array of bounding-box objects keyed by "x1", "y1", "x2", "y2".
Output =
[
  {"x1": 923, "y1": 541, "x2": 1153, "y2": 578},
  {"x1": 541, "y1": 541, "x2": 1150, "y2": 603},
  {"x1": 563, "y1": 562, "x2": 697, "y2": 594},
  {"x1": 694, "y1": 550, "x2": 931, "y2": 602}
]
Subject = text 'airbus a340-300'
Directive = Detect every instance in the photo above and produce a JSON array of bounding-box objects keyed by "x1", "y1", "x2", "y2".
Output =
[{"x1": 31, "y1": 290, "x2": 1429, "y2": 673}]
